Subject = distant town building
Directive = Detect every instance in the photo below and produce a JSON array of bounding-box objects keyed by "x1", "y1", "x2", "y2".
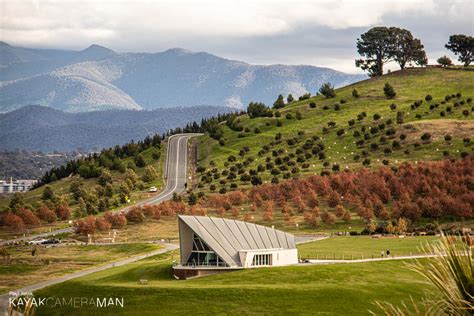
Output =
[{"x1": 0, "y1": 178, "x2": 37, "y2": 194}]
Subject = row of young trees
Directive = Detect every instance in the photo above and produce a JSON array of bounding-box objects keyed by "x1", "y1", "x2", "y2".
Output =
[
  {"x1": 202, "y1": 157, "x2": 472, "y2": 224},
  {"x1": 356, "y1": 27, "x2": 473, "y2": 76}
]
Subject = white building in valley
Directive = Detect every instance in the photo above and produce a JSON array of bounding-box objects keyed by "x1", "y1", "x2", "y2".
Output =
[{"x1": 173, "y1": 215, "x2": 298, "y2": 279}]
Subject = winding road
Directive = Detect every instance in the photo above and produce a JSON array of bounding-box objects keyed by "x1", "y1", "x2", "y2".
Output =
[{"x1": 0, "y1": 133, "x2": 201, "y2": 245}]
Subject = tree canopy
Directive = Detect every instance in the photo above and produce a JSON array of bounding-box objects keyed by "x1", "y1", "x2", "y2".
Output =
[
  {"x1": 273, "y1": 94, "x2": 285, "y2": 109},
  {"x1": 247, "y1": 102, "x2": 272, "y2": 118},
  {"x1": 355, "y1": 27, "x2": 426, "y2": 76},
  {"x1": 445, "y1": 34, "x2": 473, "y2": 67}
]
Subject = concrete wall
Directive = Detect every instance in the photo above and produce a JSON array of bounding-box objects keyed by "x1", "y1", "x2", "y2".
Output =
[{"x1": 239, "y1": 248, "x2": 298, "y2": 268}]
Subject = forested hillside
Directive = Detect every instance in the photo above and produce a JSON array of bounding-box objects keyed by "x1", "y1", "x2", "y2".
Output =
[{"x1": 0, "y1": 105, "x2": 235, "y2": 152}]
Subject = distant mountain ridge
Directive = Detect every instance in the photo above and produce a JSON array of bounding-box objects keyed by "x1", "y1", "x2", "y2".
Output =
[
  {"x1": 0, "y1": 104, "x2": 235, "y2": 152},
  {"x1": 0, "y1": 42, "x2": 366, "y2": 112}
]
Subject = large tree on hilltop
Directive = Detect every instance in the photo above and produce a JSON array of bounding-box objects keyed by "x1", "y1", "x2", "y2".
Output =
[
  {"x1": 391, "y1": 28, "x2": 427, "y2": 69},
  {"x1": 355, "y1": 27, "x2": 394, "y2": 76},
  {"x1": 355, "y1": 27, "x2": 427, "y2": 76},
  {"x1": 445, "y1": 34, "x2": 474, "y2": 67}
]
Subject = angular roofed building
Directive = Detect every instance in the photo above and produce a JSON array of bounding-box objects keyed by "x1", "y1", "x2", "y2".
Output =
[{"x1": 173, "y1": 215, "x2": 298, "y2": 279}]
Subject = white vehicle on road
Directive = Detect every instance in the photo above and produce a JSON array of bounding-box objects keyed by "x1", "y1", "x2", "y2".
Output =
[
  {"x1": 149, "y1": 186, "x2": 158, "y2": 192},
  {"x1": 29, "y1": 239, "x2": 47, "y2": 245}
]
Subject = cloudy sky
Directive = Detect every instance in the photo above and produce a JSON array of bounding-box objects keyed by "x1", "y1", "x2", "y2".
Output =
[{"x1": 1, "y1": 0, "x2": 473, "y2": 73}]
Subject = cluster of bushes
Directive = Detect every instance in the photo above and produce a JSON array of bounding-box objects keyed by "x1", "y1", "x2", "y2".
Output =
[
  {"x1": 73, "y1": 200, "x2": 188, "y2": 236},
  {"x1": 0, "y1": 192, "x2": 71, "y2": 231}
]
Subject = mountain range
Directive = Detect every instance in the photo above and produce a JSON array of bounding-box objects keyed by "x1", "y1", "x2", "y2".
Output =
[
  {"x1": 0, "y1": 41, "x2": 365, "y2": 112},
  {"x1": 0, "y1": 105, "x2": 234, "y2": 152}
]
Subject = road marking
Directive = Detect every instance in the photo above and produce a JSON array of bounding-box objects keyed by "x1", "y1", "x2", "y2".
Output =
[{"x1": 148, "y1": 134, "x2": 185, "y2": 203}]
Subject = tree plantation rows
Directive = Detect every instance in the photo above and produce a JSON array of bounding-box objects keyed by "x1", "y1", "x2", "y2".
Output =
[
  {"x1": 196, "y1": 85, "x2": 473, "y2": 194},
  {"x1": 59, "y1": 157, "x2": 474, "y2": 237}
]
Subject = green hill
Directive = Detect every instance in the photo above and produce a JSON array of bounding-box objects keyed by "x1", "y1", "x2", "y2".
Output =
[{"x1": 195, "y1": 68, "x2": 473, "y2": 193}]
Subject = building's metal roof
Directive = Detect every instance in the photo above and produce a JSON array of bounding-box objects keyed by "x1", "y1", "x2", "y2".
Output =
[{"x1": 178, "y1": 215, "x2": 296, "y2": 266}]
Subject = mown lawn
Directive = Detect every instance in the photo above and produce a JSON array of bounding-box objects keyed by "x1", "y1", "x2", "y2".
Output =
[
  {"x1": 33, "y1": 252, "x2": 437, "y2": 315},
  {"x1": 297, "y1": 236, "x2": 439, "y2": 259}
]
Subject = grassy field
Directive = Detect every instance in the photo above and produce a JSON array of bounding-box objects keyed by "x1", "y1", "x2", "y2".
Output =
[
  {"x1": 195, "y1": 68, "x2": 474, "y2": 193},
  {"x1": 33, "y1": 251, "x2": 437, "y2": 315},
  {"x1": 0, "y1": 242, "x2": 162, "y2": 293},
  {"x1": 297, "y1": 236, "x2": 439, "y2": 259}
]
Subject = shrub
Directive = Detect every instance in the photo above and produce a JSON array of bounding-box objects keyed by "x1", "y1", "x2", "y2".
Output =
[
  {"x1": 96, "y1": 217, "x2": 112, "y2": 231},
  {"x1": 17, "y1": 208, "x2": 40, "y2": 226},
  {"x1": 396, "y1": 111, "x2": 404, "y2": 124},
  {"x1": 463, "y1": 110, "x2": 469, "y2": 116},
  {"x1": 319, "y1": 82, "x2": 336, "y2": 98},
  {"x1": 336, "y1": 129, "x2": 345, "y2": 136},
  {"x1": 3, "y1": 212, "x2": 25, "y2": 231},
  {"x1": 285, "y1": 113, "x2": 293, "y2": 120},
  {"x1": 55, "y1": 204, "x2": 71, "y2": 220},
  {"x1": 390, "y1": 103, "x2": 397, "y2": 110},
  {"x1": 247, "y1": 102, "x2": 271, "y2": 118},
  {"x1": 134, "y1": 154, "x2": 147, "y2": 168},
  {"x1": 298, "y1": 93, "x2": 311, "y2": 101},
  {"x1": 352, "y1": 89, "x2": 359, "y2": 98},
  {"x1": 425, "y1": 94, "x2": 433, "y2": 102},
  {"x1": 437, "y1": 55, "x2": 453, "y2": 67},
  {"x1": 104, "y1": 211, "x2": 127, "y2": 228},
  {"x1": 373, "y1": 113, "x2": 381, "y2": 120},
  {"x1": 320, "y1": 211, "x2": 336, "y2": 225},
  {"x1": 273, "y1": 94, "x2": 285, "y2": 109},
  {"x1": 74, "y1": 216, "x2": 96, "y2": 236},
  {"x1": 126, "y1": 206, "x2": 144, "y2": 223},
  {"x1": 421, "y1": 133, "x2": 431, "y2": 142},
  {"x1": 383, "y1": 83, "x2": 396, "y2": 99},
  {"x1": 42, "y1": 186, "x2": 55, "y2": 201},
  {"x1": 444, "y1": 135, "x2": 452, "y2": 142},
  {"x1": 152, "y1": 150, "x2": 161, "y2": 160},
  {"x1": 142, "y1": 165, "x2": 158, "y2": 182},
  {"x1": 309, "y1": 102, "x2": 316, "y2": 108},
  {"x1": 37, "y1": 205, "x2": 57, "y2": 223}
]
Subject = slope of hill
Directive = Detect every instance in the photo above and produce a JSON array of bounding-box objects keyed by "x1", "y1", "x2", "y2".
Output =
[
  {"x1": 0, "y1": 104, "x2": 235, "y2": 152},
  {"x1": 193, "y1": 68, "x2": 474, "y2": 193},
  {"x1": 0, "y1": 151, "x2": 80, "y2": 180},
  {"x1": 0, "y1": 42, "x2": 365, "y2": 112}
]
